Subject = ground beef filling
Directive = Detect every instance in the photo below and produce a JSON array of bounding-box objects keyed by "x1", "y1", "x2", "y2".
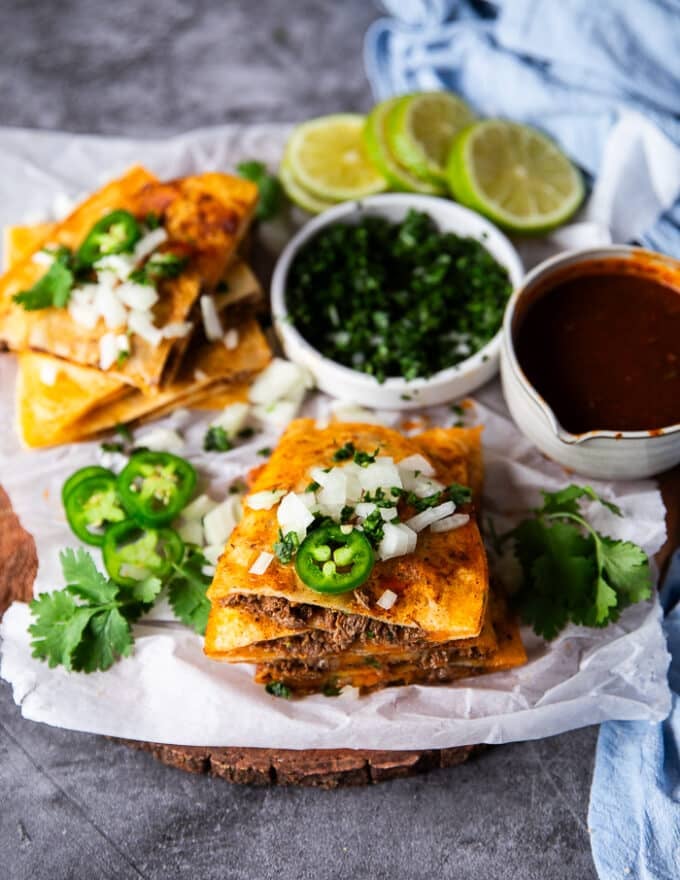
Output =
[{"x1": 223, "y1": 594, "x2": 489, "y2": 665}]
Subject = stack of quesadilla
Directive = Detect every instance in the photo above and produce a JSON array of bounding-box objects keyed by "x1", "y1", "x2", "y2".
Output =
[
  {"x1": 0, "y1": 166, "x2": 271, "y2": 447},
  {"x1": 205, "y1": 419, "x2": 526, "y2": 695}
]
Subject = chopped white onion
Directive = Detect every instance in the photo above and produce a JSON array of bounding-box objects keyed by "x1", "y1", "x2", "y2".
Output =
[
  {"x1": 252, "y1": 399, "x2": 301, "y2": 428},
  {"x1": 94, "y1": 253, "x2": 135, "y2": 280},
  {"x1": 339, "y1": 524, "x2": 354, "y2": 535},
  {"x1": 357, "y1": 457, "x2": 402, "y2": 493},
  {"x1": 176, "y1": 519, "x2": 205, "y2": 546},
  {"x1": 52, "y1": 192, "x2": 76, "y2": 219},
  {"x1": 411, "y1": 476, "x2": 446, "y2": 498},
  {"x1": 210, "y1": 402, "x2": 250, "y2": 435},
  {"x1": 277, "y1": 492, "x2": 315, "y2": 540},
  {"x1": 430, "y1": 513, "x2": 470, "y2": 533},
  {"x1": 99, "y1": 332, "x2": 120, "y2": 370},
  {"x1": 329, "y1": 400, "x2": 385, "y2": 425},
  {"x1": 68, "y1": 286, "x2": 99, "y2": 329},
  {"x1": 116, "y1": 281, "x2": 159, "y2": 310},
  {"x1": 317, "y1": 469, "x2": 348, "y2": 518},
  {"x1": 379, "y1": 506, "x2": 398, "y2": 521},
  {"x1": 377, "y1": 522, "x2": 417, "y2": 561},
  {"x1": 200, "y1": 295, "x2": 223, "y2": 341},
  {"x1": 39, "y1": 361, "x2": 58, "y2": 386},
  {"x1": 181, "y1": 493, "x2": 218, "y2": 521},
  {"x1": 98, "y1": 449, "x2": 128, "y2": 473},
  {"x1": 246, "y1": 489, "x2": 286, "y2": 510},
  {"x1": 248, "y1": 358, "x2": 313, "y2": 406},
  {"x1": 128, "y1": 309, "x2": 163, "y2": 346},
  {"x1": 249, "y1": 551, "x2": 274, "y2": 576},
  {"x1": 95, "y1": 285, "x2": 128, "y2": 329},
  {"x1": 355, "y1": 502, "x2": 377, "y2": 520},
  {"x1": 116, "y1": 333, "x2": 130, "y2": 355},
  {"x1": 162, "y1": 321, "x2": 193, "y2": 339},
  {"x1": 135, "y1": 427, "x2": 185, "y2": 453},
  {"x1": 223, "y1": 328, "x2": 239, "y2": 350},
  {"x1": 398, "y1": 454, "x2": 435, "y2": 479},
  {"x1": 202, "y1": 544, "x2": 223, "y2": 566},
  {"x1": 201, "y1": 564, "x2": 216, "y2": 578},
  {"x1": 204, "y1": 496, "x2": 241, "y2": 546},
  {"x1": 32, "y1": 249, "x2": 55, "y2": 266},
  {"x1": 376, "y1": 589, "x2": 398, "y2": 610},
  {"x1": 133, "y1": 227, "x2": 168, "y2": 261},
  {"x1": 406, "y1": 501, "x2": 456, "y2": 533}
]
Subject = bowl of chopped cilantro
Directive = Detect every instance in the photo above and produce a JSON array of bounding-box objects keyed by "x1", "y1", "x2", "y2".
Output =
[{"x1": 271, "y1": 195, "x2": 523, "y2": 409}]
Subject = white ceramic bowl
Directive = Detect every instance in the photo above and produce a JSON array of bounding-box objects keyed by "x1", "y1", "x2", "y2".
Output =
[
  {"x1": 271, "y1": 194, "x2": 524, "y2": 409},
  {"x1": 501, "y1": 245, "x2": 680, "y2": 480}
]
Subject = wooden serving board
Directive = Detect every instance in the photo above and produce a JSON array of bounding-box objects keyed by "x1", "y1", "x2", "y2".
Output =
[{"x1": 2, "y1": 471, "x2": 679, "y2": 787}]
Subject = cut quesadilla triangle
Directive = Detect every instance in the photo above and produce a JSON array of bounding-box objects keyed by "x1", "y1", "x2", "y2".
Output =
[
  {"x1": 0, "y1": 168, "x2": 258, "y2": 390},
  {"x1": 208, "y1": 420, "x2": 488, "y2": 639},
  {"x1": 19, "y1": 317, "x2": 270, "y2": 446}
]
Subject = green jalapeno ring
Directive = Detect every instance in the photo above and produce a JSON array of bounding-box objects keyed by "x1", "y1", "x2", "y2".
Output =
[
  {"x1": 76, "y1": 210, "x2": 141, "y2": 267},
  {"x1": 102, "y1": 520, "x2": 185, "y2": 587},
  {"x1": 295, "y1": 525, "x2": 374, "y2": 594},
  {"x1": 61, "y1": 466, "x2": 116, "y2": 507},
  {"x1": 116, "y1": 451, "x2": 197, "y2": 527},
  {"x1": 63, "y1": 473, "x2": 128, "y2": 546}
]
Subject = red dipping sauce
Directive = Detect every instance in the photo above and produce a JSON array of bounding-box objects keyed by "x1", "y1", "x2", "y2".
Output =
[{"x1": 514, "y1": 256, "x2": 680, "y2": 434}]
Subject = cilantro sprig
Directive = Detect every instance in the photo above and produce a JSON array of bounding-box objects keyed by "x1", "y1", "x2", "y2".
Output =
[
  {"x1": 29, "y1": 549, "x2": 162, "y2": 673},
  {"x1": 508, "y1": 485, "x2": 652, "y2": 640},
  {"x1": 237, "y1": 160, "x2": 285, "y2": 221},
  {"x1": 167, "y1": 547, "x2": 213, "y2": 634},
  {"x1": 12, "y1": 247, "x2": 75, "y2": 310}
]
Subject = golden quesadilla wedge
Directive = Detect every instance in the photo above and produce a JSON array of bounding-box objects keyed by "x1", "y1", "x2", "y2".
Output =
[
  {"x1": 207, "y1": 420, "x2": 488, "y2": 639},
  {"x1": 0, "y1": 167, "x2": 258, "y2": 389}
]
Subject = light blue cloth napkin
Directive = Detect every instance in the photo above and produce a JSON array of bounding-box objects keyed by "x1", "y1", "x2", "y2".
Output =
[
  {"x1": 589, "y1": 553, "x2": 680, "y2": 880},
  {"x1": 363, "y1": 0, "x2": 680, "y2": 255}
]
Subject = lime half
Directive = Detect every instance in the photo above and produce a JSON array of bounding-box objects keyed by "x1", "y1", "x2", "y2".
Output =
[
  {"x1": 388, "y1": 92, "x2": 476, "y2": 186},
  {"x1": 447, "y1": 120, "x2": 585, "y2": 233},
  {"x1": 363, "y1": 99, "x2": 445, "y2": 195},
  {"x1": 285, "y1": 114, "x2": 387, "y2": 202},
  {"x1": 279, "y1": 160, "x2": 336, "y2": 215}
]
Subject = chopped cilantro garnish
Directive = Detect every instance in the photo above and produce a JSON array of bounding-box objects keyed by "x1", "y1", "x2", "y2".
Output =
[
  {"x1": 237, "y1": 426, "x2": 256, "y2": 439},
  {"x1": 333, "y1": 442, "x2": 355, "y2": 461},
  {"x1": 306, "y1": 481, "x2": 320, "y2": 493},
  {"x1": 450, "y1": 404, "x2": 465, "y2": 416},
  {"x1": 274, "y1": 530, "x2": 300, "y2": 563},
  {"x1": 203, "y1": 426, "x2": 232, "y2": 452},
  {"x1": 361, "y1": 509, "x2": 385, "y2": 548},
  {"x1": 340, "y1": 505, "x2": 355, "y2": 524},
  {"x1": 447, "y1": 483, "x2": 472, "y2": 506},
  {"x1": 13, "y1": 247, "x2": 74, "y2": 311},
  {"x1": 508, "y1": 484, "x2": 652, "y2": 640},
  {"x1": 100, "y1": 442, "x2": 125, "y2": 453},
  {"x1": 145, "y1": 212, "x2": 161, "y2": 229},
  {"x1": 257, "y1": 446, "x2": 272, "y2": 457},
  {"x1": 266, "y1": 681, "x2": 292, "y2": 699},
  {"x1": 286, "y1": 210, "x2": 512, "y2": 382},
  {"x1": 322, "y1": 681, "x2": 343, "y2": 697},
  {"x1": 364, "y1": 657, "x2": 381, "y2": 669},
  {"x1": 354, "y1": 447, "x2": 380, "y2": 467}
]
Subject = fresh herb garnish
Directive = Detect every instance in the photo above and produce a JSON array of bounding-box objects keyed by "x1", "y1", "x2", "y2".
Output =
[
  {"x1": 361, "y1": 509, "x2": 385, "y2": 548},
  {"x1": 145, "y1": 212, "x2": 161, "y2": 229},
  {"x1": 237, "y1": 160, "x2": 285, "y2": 221},
  {"x1": 167, "y1": 547, "x2": 212, "y2": 635},
  {"x1": 333, "y1": 442, "x2": 355, "y2": 462},
  {"x1": 364, "y1": 657, "x2": 381, "y2": 669},
  {"x1": 145, "y1": 251, "x2": 188, "y2": 279},
  {"x1": 237, "y1": 426, "x2": 256, "y2": 439},
  {"x1": 266, "y1": 681, "x2": 292, "y2": 699},
  {"x1": 13, "y1": 247, "x2": 74, "y2": 311},
  {"x1": 306, "y1": 481, "x2": 320, "y2": 493},
  {"x1": 340, "y1": 505, "x2": 355, "y2": 524},
  {"x1": 274, "y1": 529, "x2": 300, "y2": 563},
  {"x1": 447, "y1": 483, "x2": 472, "y2": 506},
  {"x1": 354, "y1": 447, "x2": 380, "y2": 467},
  {"x1": 257, "y1": 447, "x2": 272, "y2": 457},
  {"x1": 116, "y1": 349, "x2": 130, "y2": 367},
  {"x1": 100, "y1": 442, "x2": 125, "y2": 453},
  {"x1": 508, "y1": 485, "x2": 652, "y2": 640},
  {"x1": 28, "y1": 549, "x2": 161, "y2": 672},
  {"x1": 204, "y1": 426, "x2": 233, "y2": 452},
  {"x1": 322, "y1": 681, "x2": 343, "y2": 697},
  {"x1": 286, "y1": 209, "x2": 512, "y2": 382}
]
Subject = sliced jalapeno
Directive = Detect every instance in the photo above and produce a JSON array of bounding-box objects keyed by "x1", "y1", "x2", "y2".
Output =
[
  {"x1": 62, "y1": 466, "x2": 116, "y2": 507},
  {"x1": 77, "y1": 210, "x2": 141, "y2": 266},
  {"x1": 116, "y1": 451, "x2": 197, "y2": 527},
  {"x1": 63, "y1": 471, "x2": 127, "y2": 546},
  {"x1": 295, "y1": 525, "x2": 374, "y2": 594},
  {"x1": 102, "y1": 520, "x2": 184, "y2": 586}
]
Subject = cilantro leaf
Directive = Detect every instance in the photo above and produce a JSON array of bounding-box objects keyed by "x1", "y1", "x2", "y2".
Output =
[
  {"x1": 28, "y1": 592, "x2": 96, "y2": 670},
  {"x1": 167, "y1": 549, "x2": 212, "y2": 635},
  {"x1": 273, "y1": 530, "x2": 300, "y2": 564},
  {"x1": 539, "y1": 484, "x2": 622, "y2": 518},
  {"x1": 204, "y1": 426, "x2": 232, "y2": 452},
  {"x1": 265, "y1": 681, "x2": 292, "y2": 699},
  {"x1": 13, "y1": 257, "x2": 74, "y2": 311},
  {"x1": 71, "y1": 607, "x2": 133, "y2": 672},
  {"x1": 59, "y1": 548, "x2": 117, "y2": 604},
  {"x1": 509, "y1": 484, "x2": 651, "y2": 641},
  {"x1": 447, "y1": 483, "x2": 472, "y2": 506},
  {"x1": 361, "y1": 509, "x2": 385, "y2": 548},
  {"x1": 144, "y1": 251, "x2": 188, "y2": 279},
  {"x1": 128, "y1": 575, "x2": 163, "y2": 605},
  {"x1": 333, "y1": 442, "x2": 355, "y2": 461},
  {"x1": 237, "y1": 160, "x2": 285, "y2": 221}
]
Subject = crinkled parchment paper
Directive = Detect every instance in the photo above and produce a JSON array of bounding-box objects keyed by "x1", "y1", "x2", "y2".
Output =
[{"x1": 0, "y1": 125, "x2": 671, "y2": 748}]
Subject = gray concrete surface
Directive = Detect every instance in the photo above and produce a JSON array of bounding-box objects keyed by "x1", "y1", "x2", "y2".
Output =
[{"x1": 0, "y1": 1, "x2": 598, "y2": 878}]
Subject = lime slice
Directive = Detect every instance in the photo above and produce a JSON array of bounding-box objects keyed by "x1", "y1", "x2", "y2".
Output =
[
  {"x1": 447, "y1": 120, "x2": 585, "y2": 233},
  {"x1": 279, "y1": 160, "x2": 337, "y2": 215},
  {"x1": 387, "y1": 92, "x2": 476, "y2": 186},
  {"x1": 285, "y1": 114, "x2": 387, "y2": 202},
  {"x1": 363, "y1": 99, "x2": 446, "y2": 195}
]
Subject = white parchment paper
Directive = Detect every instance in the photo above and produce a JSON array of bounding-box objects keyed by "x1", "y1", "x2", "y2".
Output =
[{"x1": 0, "y1": 124, "x2": 672, "y2": 749}]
